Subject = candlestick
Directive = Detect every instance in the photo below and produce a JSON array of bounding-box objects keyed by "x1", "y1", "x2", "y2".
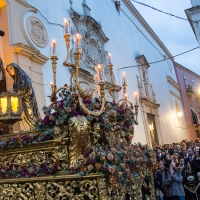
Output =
[
  {"x1": 63, "y1": 18, "x2": 69, "y2": 34},
  {"x1": 108, "y1": 53, "x2": 112, "y2": 64}
]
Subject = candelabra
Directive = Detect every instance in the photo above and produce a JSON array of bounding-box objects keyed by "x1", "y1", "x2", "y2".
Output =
[{"x1": 48, "y1": 19, "x2": 139, "y2": 119}]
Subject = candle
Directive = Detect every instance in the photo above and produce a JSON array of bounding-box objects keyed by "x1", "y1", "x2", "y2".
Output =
[
  {"x1": 97, "y1": 64, "x2": 103, "y2": 80},
  {"x1": 64, "y1": 18, "x2": 69, "y2": 34},
  {"x1": 50, "y1": 81, "x2": 54, "y2": 89},
  {"x1": 94, "y1": 64, "x2": 105, "y2": 82},
  {"x1": 52, "y1": 39, "x2": 57, "y2": 55},
  {"x1": 134, "y1": 92, "x2": 139, "y2": 104},
  {"x1": 93, "y1": 74, "x2": 99, "y2": 85},
  {"x1": 108, "y1": 53, "x2": 112, "y2": 64},
  {"x1": 75, "y1": 34, "x2": 81, "y2": 49},
  {"x1": 122, "y1": 72, "x2": 127, "y2": 84},
  {"x1": 124, "y1": 93, "x2": 128, "y2": 100}
]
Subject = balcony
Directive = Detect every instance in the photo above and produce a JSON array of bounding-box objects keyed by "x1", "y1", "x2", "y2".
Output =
[{"x1": 186, "y1": 85, "x2": 193, "y2": 95}]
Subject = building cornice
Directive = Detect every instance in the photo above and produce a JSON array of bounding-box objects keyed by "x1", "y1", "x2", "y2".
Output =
[
  {"x1": 170, "y1": 90, "x2": 181, "y2": 101},
  {"x1": 70, "y1": 12, "x2": 109, "y2": 43},
  {"x1": 167, "y1": 76, "x2": 180, "y2": 91},
  {"x1": 139, "y1": 96, "x2": 160, "y2": 109},
  {"x1": 121, "y1": 0, "x2": 173, "y2": 59},
  {"x1": 175, "y1": 62, "x2": 200, "y2": 78},
  {"x1": 15, "y1": 0, "x2": 36, "y2": 9},
  {"x1": 185, "y1": 6, "x2": 200, "y2": 37},
  {"x1": 14, "y1": 43, "x2": 49, "y2": 65}
]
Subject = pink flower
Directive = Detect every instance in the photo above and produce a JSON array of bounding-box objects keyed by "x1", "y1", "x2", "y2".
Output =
[
  {"x1": 107, "y1": 153, "x2": 114, "y2": 161},
  {"x1": 87, "y1": 164, "x2": 94, "y2": 171},
  {"x1": 108, "y1": 166, "x2": 115, "y2": 174},
  {"x1": 118, "y1": 172, "x2": 122, "y2": 177},
  {"x1": 49, "y1": 115, "x2": 55, "y2": 120},
  {"x1": 120, "y1": 163, "x2": 125, "y2": 168},
  {"x1": 66, "y1": 107, "x2": 71, "y2": 113},
  {"x1": 90, "y1": 152, "x2": 96, "y2": 158},
  {"x1": 112, "y1": 148, "x2": 117, "y2": 153}
]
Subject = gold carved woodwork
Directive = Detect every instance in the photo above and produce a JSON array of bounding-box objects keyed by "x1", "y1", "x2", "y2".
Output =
[
  {"x1": 68, "y1": 116, "x2": 90, "y2": 168},
  {"x1": 0, "y1": 179, "x2": 100, "y2": 199},
  {"x1": 0, "y1": 175, "x2": 156, "y2": 199}
]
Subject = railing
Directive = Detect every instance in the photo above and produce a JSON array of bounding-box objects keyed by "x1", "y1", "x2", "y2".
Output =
[{"x1": 186, "y1": 85, "x2": 193, "y2": 94}]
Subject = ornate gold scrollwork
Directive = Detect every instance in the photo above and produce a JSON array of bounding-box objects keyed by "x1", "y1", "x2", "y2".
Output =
[{"x1": 0, "y1": 179, "x2": 99, "y2": 199}]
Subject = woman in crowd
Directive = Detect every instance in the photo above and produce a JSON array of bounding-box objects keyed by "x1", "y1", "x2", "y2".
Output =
[
  {"x1": 162, "y1": 159, "x2": 185, "y2": 200},
  {"x1": 154, "y1": 161, "x2": 165, "y2": 200}
]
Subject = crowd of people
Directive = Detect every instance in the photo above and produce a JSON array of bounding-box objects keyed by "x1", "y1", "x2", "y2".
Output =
[{"x1": 153, "y1": 139, "x2": 200, "y2": 200}]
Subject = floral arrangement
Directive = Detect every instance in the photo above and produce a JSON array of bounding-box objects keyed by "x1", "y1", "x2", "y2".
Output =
[
  {"x1": 0, "y1": 131, "x2": 53, "y2": 149},
  {"x1": 0, "y1": 162, "x2": 58, "y2": 179},
  {"x1": 0, "y1": 87, "x2": 156, "y2": 183},
  {"x1": 34, "y1": 88, "x2": 156, "y2": 186},
  {"x1": 66, "y1": 143, "x2": 156, "y2": 187}
]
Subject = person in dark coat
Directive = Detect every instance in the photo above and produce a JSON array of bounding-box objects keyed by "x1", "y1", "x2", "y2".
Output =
[
  {"x1": 156, "y1": 148, "x2": 165, "y2": 161},
  {"x1": 154, "y1": 161, "x2": 165, "y2": 200},
  {"x1": 162, "y1": 160, "x2": 185, "y2": 200}
]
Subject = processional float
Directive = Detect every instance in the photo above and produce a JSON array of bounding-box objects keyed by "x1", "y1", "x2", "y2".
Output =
[{"x1": 0, "y1": 18, "x2": 156, "y2": 199}]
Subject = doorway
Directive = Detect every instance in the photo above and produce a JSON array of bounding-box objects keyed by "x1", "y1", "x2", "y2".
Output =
[{"x1": 147, "y1": 113, "x2": 159, "y2": 147}]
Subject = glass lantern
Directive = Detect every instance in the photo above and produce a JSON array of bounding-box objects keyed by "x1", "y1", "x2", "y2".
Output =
[{"x1": 0, "y1": 91, "x2": 22, "y2": 134}]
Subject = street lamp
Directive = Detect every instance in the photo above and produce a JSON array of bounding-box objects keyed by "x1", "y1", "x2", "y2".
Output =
[{"x1": 0, "y1": 91, "x2": 22, "y2": 133}]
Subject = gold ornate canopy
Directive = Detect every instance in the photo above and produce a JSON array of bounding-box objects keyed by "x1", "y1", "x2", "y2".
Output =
[{"x1": 0, "y1": 14, "x2": 156, "y2": 199}]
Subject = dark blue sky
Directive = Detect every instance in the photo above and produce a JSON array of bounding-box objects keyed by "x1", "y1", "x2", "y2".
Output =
[{"x1": 133, "y1": 0, "x2": 200, "y2": 75}]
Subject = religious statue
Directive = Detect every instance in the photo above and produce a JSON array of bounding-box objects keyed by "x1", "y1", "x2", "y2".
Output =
[
  {"x1": 6, "y1": 63, "x2": 40, "y2": 130},
  {"x1": 0, "y1": 58, "x2": 6, "y2": 93},
  {"x1": 68, "y1": 115, "x2": 90, "y2": 168}
]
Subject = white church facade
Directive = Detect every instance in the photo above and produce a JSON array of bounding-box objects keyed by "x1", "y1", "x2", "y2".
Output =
[{"x1": 0, "y1": 0, "x2": 189, "y2": 146}]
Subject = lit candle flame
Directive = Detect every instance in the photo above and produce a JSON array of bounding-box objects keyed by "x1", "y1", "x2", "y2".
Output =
[
  {"x1": 124, "y1": 93, "x2": 128, "y2": 99},
  {"x1": 63, "y1": 18, "x2": 69, "y2": 33},
  {"x1": 134, "y1": 92, "x2": 138, "y2": 98},
  {"x1": 122, "y1": 72, "x2": 127, "y2": 84},
  {"x1": 75, "y1": 34, "x2": 81, "y2": 49},
  {"x1": 50, "y1": 81, "x2": 53, "y2": 89},
  {"x1": 108, "y1": 53, "x2": 112, "y2": 64},
  {"x1": 51, "y1": 39, "x2": 57, "y2": 55}
]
